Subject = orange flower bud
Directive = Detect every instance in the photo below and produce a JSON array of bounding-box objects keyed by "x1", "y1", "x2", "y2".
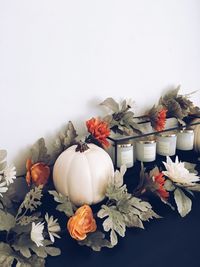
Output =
[
  {"x1": 26, "y1": 159, "x2": 50, "y2": 187},
  {"x1": 155, "y1": 109, "x2": 167, "y2": 131},
  {"x1": 67, "y1": 205, "x2": 97, "y2": 241}
]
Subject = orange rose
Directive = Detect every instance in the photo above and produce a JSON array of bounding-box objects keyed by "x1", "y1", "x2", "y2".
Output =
[
  {"x1": 67, "y1": 205, "x2": 97, "y2": 241},
  {"x1": 86, "y1": 117, "x2": 110, "y2": 148},
  {"x1": 26, "y1": 159, "x2": 50, "y2": 186}
]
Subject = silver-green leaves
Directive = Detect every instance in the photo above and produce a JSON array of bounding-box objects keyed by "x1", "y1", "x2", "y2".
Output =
[
  {"x1": 79, "y1": 231, "x2": 112, "y2": 251},
  {"x1": 0, "y1": 210, "x2": 15, "y2": 231},
  {"x1": 98, "y1": 166, "x2": 160, "y2": 247},
  {"x1": 101, "y1": 97, "x2": 142, "y2": 135},
  {"x1": 30, "y1": 138, "x2": 51, "y2": 164},
  {"x1": 174, "y1": 188, "x2": 192, "y2": 217},
  {"x1": 49, "y1": 190, "x2": 75, "y2": 217},
  {"x1": 53, "y1": 121, "x2": 78, "y2": 157}
]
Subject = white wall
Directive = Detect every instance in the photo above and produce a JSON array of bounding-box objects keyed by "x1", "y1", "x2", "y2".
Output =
[{"x1": 0, "y1": 0, "x2": 200, "y2": 174}]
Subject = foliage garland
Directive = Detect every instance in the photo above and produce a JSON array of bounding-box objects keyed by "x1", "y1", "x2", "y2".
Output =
[{"x1": 0, "y1": 86, "x2": 200, "y2": 266}]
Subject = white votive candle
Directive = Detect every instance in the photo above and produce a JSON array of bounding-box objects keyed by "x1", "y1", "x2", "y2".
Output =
[
  {"x1": 176, "y1": 129, "x2": 194, "y2": 151},
  {"x1": 136, "y1": 140, "x2": 156, "y2": 162},
  {"x1": 117, "y1": 143, "x2": 134, "y2": 168},
  {"x1": 156, "y1": 133, "x2": 177, "y2": 156}
]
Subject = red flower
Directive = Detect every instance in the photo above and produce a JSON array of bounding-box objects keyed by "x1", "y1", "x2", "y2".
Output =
[
  {"x1": 154, "y1": 172, "x2": 169, "y2": 200},
  {"x1": 86, "y1": 118, "x2": 110, "y2": 148},
  {"x1": 155, "y1": 109, "x2": 167, "y2": 131}
]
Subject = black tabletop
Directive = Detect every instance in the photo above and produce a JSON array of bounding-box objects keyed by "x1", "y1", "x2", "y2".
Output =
[{"x1": 45, "y1": 150, "x2": 200, "y2": 267}]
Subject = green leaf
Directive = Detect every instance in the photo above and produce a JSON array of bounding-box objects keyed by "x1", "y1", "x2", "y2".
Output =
[
  {"x1": 16, "y1": 255, "x2": 45, "y2": 267},
  {"x1": 12, "y1": 234, "x2": 33, "y2": 258},
  {"x1": 0, "y1": 242, "x2": 15, "y2": 267},
  {"x1": 49, "y1": 190, "x2": 75, "y2": 217},
  {"x1": 17, "y1": 214, "x2": 41, "y2": 226},
  {"x1": 30, "y1": 138, "x2": 51, "y2": 164},
  {"x1": 174, "y1": 188, "x2": 192, "y2": 217},
  {"x1": 162, "y1": 86, "x2": 180, "y2": 101},
  {"x1": 184, "y1": 162, "x2": 198, "y2": 174},
  {"x1": 164, "y1": 180, "x2": 176, "y2": 191},
  {"x1": 184, "y1": 184, "x2": 200, "y2": 192},
  {"x1": 78, "y1": 231, "x2": 112, "y2": 251},
  {"x1": 0, "y1": 161, "x2": 7, "y2": 172},
  {"x1": 100, "y1": 97, "x2": 119, "y2": 113},
  {"x1": 44, "y1": 247, "x2": 61, "y2": 257},
  {"x1": 123, "y1": 213, "x2": 144, "y2": 229},
  {"x1": 0, "y1": 150, "x2": 7, "y2": 162},
  {"x1": 0, "y1": 210, "x2": 15, "y2": 232},
  {"x1": 17, "y1": 185, "x2": 43, "y2": 216},
  {"x1": 13, "y1": 235, "x2": 61, "y2": 260},
  {"x1": 106, "y1": 184, "x2": 128, "y2": 202}
]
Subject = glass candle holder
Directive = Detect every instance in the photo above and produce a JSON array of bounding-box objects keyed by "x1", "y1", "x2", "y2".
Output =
[
  {"x1": 117, "y1": 143, "x2": 134, "y2": 168},
  {"x1": 176, "y1": 129, "x2": 194, "y2": 151},
  {"x1": 156, "y1": 133, "x2": 177, "y2": 156},
  {"x1": 136, "y1": 140, "x2": 156, "y2": 162}
]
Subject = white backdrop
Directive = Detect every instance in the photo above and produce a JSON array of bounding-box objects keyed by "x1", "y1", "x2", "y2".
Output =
[{"x1": 0, "y1": 0, "x2": 200, "y2": 174}]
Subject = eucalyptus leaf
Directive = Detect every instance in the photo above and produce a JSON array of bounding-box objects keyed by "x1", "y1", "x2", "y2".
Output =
[
  {"x1": 174, "y1": 188, "x2": 192, "y2": 217},
  {"x1": 0, "y1": 210, "x2": 15, "y2": 232}
]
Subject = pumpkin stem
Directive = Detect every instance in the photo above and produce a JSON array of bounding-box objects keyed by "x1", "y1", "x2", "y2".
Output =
[{"x1": 75, "y1": 141, "x2": 90, "y2": 153}]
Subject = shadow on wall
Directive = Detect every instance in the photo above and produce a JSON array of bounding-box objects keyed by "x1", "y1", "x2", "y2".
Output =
[{"x1": 12, "y1": 96, "x2": 106, "y2": 176}]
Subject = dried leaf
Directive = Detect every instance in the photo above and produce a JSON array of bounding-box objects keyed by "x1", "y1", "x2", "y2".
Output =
[
  {"x1": 30, "y1": 138, "x2": 50, "y2": 164},
  {"x1": 53, "y1": 121, "x2": 78, "y2": 155},
  {"x1": 78, "y1": 231, "x2": 112, "y2": 251},
  {"x1": 174, "y1": 188, "x2": 192, "y2": 217}
]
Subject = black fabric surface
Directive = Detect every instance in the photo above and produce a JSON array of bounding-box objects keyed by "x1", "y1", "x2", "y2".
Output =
[{"x1": 44, "y1": 150, "x2": 200, "y2": 267}]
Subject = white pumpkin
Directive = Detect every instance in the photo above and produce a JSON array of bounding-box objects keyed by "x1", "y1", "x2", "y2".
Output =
[{"x1": 53, "y1": 143, "x2": 114, "y2": 206}]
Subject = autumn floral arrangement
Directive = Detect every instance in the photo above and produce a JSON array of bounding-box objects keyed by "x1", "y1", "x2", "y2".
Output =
[{"x1": 0, "y1": 86, "x2": 200, "y2": 267}]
